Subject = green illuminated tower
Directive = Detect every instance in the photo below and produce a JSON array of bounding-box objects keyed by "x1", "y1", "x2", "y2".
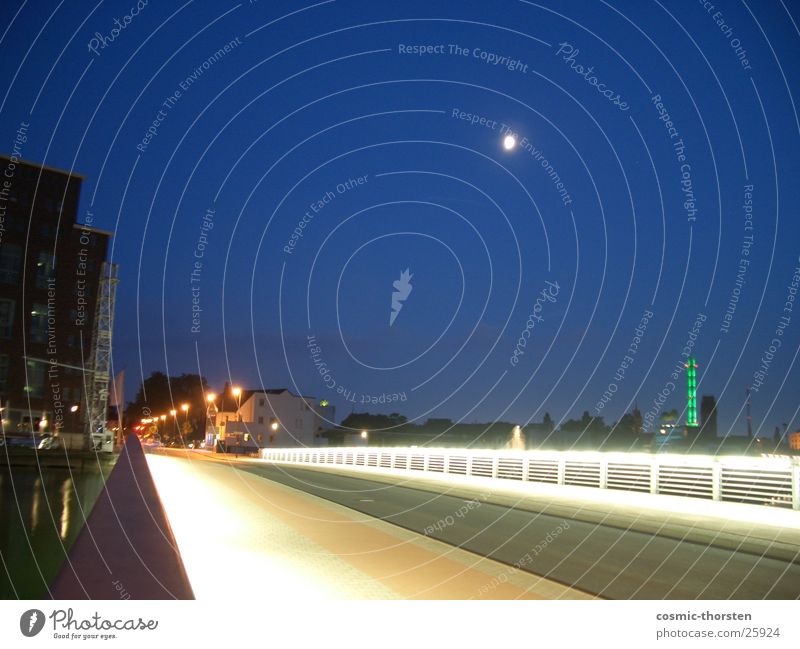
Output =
[{"x1": 686, "y1": 356, "x2": 698, "y2": 427}]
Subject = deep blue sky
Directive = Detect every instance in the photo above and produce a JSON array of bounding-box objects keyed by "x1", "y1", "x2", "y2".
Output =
[{"x1": 2, "y1": 0, "x2": 799, "y2": 436}]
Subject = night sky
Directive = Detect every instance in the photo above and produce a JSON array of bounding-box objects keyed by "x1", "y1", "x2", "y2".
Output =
[{"x1": 2, "y1": 0, "x2": 799, "y2": 437}]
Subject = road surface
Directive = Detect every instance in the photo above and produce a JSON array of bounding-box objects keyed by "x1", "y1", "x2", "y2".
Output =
[{"x1": 147, "y1": 450, "x2": 800, "y2": 599}]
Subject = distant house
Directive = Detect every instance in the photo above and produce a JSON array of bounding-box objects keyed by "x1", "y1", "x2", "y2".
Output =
[{"x1": 206, "y1": 387, "x2": 334, "y2": 450}]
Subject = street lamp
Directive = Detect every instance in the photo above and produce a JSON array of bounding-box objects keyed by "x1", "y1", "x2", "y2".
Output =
[
  {"x1": 169, "y1": 409, "x2": 178, "y2": 442},
  {"x1": 360, "y1": 430, "x2": 368, "y2": 442},
  {"x1": 180, "y1": 403, "x2": 190, "y2": 445},
  {"x1": 232, "y1": 386, "x2": 242, "y2": 421},
  {"x1": 206, "y1": 393, "x2": 218, "y2": 448}
]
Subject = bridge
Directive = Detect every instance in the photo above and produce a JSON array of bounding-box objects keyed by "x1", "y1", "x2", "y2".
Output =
[
  {"x1": 135, "y1": 445, "x2": 800, "y2": 600},
  {"x1": 45, "y1": 437, "x2": 800, "y2": 599}
]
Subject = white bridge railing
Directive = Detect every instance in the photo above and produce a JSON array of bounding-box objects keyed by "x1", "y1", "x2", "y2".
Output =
[{"x1": 261, "y1": 447, "x2": 800, "y2": 510}]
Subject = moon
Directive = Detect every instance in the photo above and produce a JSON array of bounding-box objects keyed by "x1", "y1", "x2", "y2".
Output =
[{"x1": 503, "y1": 134, "x2": 516, "y2": 150}]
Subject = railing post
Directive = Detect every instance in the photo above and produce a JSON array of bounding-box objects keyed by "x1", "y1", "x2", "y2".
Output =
[
  {"x1": 466, "y1": 453, "x2": 473, "y2": 477},
  {"x1": 599, "y1": 458, "x2": 608, "y2": 489},
  {"x1": 492, "y1": 454, "x2": 499, "y2": 479},
  {"x1": 650, "y1": 457, "x2": 658, "y2": 495},
  {"x1": 557, "y1": 457, "x2": 565, "y2": 486},
  {"x1": 423, "y1": 451, "x2": 429, "y2": 473},
  {"x1": 712, "y1": 460, "x2": 722, "y2": 501},
  {"x1": 444, "y1": 452, "x2": 450, "y2": 475},
  {"x1": 792, "y1": 463, "x2": 800, "y2": 511}
]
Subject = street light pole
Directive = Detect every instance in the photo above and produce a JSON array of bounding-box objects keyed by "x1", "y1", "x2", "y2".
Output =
[
  {"x1": 232, "y1": 387, "x2": 242, "y2": 421},
  {"x1": 180, "y1": 403, "x2": 189, "y2": 444},
  {"x1": 169, "y1": 409, "x2": 177, "y2": 444},
  {"x1": 206, "y1": 393, "x2": 217, "y2": 449}
]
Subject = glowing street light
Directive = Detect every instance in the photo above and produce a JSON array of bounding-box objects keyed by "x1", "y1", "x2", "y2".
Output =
[
  {"x1": 70, "y1": 405, "x2": 79, "y2": 413},
  {"x1": 270, "y1": 421, "x2": 279, "y2": 431},
  {"x1": 503, "y1": 134, "x2": 517, "y2": 150},
  {"x1": 232, "y1": 386, "x2": 242, "y2": 420},
  {"x1": 205, "y1": 393, "x2": 219, "y2": 449},
  {"x1": 360, "y1": 430, "x2": 368, "y2": 440}
]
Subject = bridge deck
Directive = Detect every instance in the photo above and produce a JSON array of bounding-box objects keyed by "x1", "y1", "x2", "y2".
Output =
[
  {"x1": 146, "y1": 449, "x2": 800, "y2": 599},
  {"x1": 145, "y1": 450, "x2": 593, "y2": 599}
]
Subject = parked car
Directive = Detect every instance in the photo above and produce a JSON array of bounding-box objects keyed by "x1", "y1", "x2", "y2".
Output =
[{"x1": 38, "y1": 434, "x2": 61, "y2": 450}]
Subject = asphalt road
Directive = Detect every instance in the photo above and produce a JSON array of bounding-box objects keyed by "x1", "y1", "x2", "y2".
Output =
[{"x1": 237, "y1": 462, "x2": 800, "y2": 599}]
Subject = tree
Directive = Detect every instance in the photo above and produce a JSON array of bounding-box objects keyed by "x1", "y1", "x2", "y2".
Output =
[
  {"x1": 604, "y1": 412, "x2": 640, "y2": 450},
  {"x1": 125, "y1": 372, "x2": 209, "y2": 443},
  {"x1": 773, "y1": 426, "x2": 783, "y2": 449},
  {"x1": 340, "y1": 412, "x2": 408, "y2": 431}
]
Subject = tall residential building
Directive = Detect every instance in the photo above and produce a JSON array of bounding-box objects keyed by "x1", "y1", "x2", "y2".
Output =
[
  {"x1": 699, "y1": 395, "x2": 718, "y2": 441},
  {"x1": 0, "y1": 155, "x2": 111, "y2": 436}
]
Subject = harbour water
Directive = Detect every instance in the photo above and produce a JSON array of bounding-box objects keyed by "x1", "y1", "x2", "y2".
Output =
[{"x1": 0, "y1": 455, "x2": 116, "y2": 598}]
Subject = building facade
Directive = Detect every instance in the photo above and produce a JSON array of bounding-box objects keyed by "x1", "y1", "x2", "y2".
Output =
[
  {"x1": 699, "y1": 395, "x2": 718, "y2": 441},
  {"x1": 0, "y1": 156, "x2": 111, "y2": 437},
  {"x1": 208, "y1": 386, "x2": 334, "y2": 449}
]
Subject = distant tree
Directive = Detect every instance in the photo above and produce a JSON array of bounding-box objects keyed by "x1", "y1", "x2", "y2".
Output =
[
  {"x1": 604, "y1": 412, "x2": 640, "y2": 450},
  {"x1": 125, "y1": 372, "x2": 209, "y2": 442},
  {"x1": 660, "y1": 409, "x2": 679, "y2": 423},
  {"x1": 774, "y1": 426, "x2": 783, "y2": 448},
  {"x1": 340, "y1": 412, "x2": 408, "y2": 431}
]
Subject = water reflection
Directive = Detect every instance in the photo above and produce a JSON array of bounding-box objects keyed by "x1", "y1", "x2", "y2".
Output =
[
  {"x1": 0, "y1": 460, "x2": 114, "y2": 599},
  {"x1": 60, "y1": 478, "x2": 72, "y2": 541}
]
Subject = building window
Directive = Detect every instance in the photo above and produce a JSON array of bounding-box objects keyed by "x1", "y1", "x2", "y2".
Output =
[
  {"x1": 258, "y1": 416, "x2": 264, "y2": 424},
  {"x1": 30, "y1": 303, "x2": 48, "y2": 343},
  {"x1": 259, "y1": 398, "x2": 265, "y2": 406},
  {"x1": 0, "y1": 244, "x2": 22, "y2": 283},
  {"x1": 25, "y1": 361, "x2": 45, "y2": 398},
  {"x1": 0, "y1": 354, "x2": 8, "y2": 391},
  {"x1": 0, "y1": 299, "x2": 14, "y2": 338},
  {"x1": 35, "y1": 252, "x2": 55, "y2": 289}
]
